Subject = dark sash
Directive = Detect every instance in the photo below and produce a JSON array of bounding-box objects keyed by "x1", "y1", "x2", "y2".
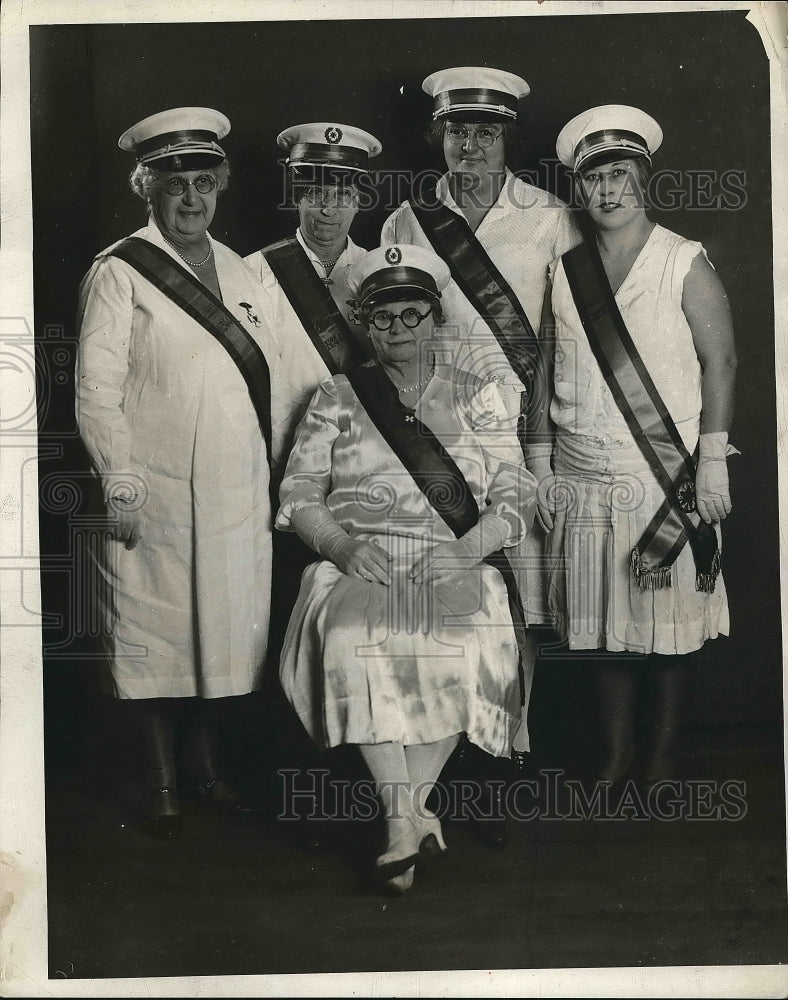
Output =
[
  {"x1": 347, "y1": 362, "x2": 527, "y2": 703},
  {"x1": 409, "y1": 195, "x2": 538, "y2": 393},
  {"x1": 108, "y1": 237, "x2": 272, "y2": 459},
  {"x1": 562, "y1": 240, "x2": 720, "y2": 593},
  {"x1": 262, "y1": 236, "x2": 368, "y2": 375}
]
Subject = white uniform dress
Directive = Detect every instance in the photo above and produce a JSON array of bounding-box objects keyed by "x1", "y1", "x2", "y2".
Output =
[
  {"x1": 381, "y1": 169, "x2": 581, "y2": 627},
  {"x1": 276, "y1": 368, "x2": 536, "y2": 757},
  {"x1": 76, "y1": 217, "x2": 287, "y2": 699},
  {"x1": 244, "y1": 231, "x2": 372, "y2": 449},
  {"x1": 546, "y1": 224, "x2": 730, "y2": 654}
]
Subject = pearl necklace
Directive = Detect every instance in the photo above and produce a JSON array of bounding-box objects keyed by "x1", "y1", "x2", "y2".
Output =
[
  {"x1": 394, "y1": 362, "x2": 435, "y2": 394},
  {"x1": 162, "y1": 234, "x2": 214, "y2": 267},
  {"x1": 317, "y1": 251, "x2": 344, "y2": 285}
]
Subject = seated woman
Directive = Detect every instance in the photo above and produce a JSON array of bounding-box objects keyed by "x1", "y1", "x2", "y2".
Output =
[
  {"x1": 536, "y1": 105, "x2": 737, "y2": 787},
  {"x1": 276, "y1": 245, "x2": 537, "y2": 894}
]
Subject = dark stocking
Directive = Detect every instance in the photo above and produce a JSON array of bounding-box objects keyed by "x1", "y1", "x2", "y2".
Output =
[
  {"x1": 183, "y1": 698, "x2": 239, "y2": 800},
  {"x1": 122, "y1": 698, "x2": 180, "y2": 823},
  {"x1": 595, "y1": 659, "x2": 638, "y2": 782},
  {"x1": 642, "y1": 653, "x2": 686, "y2": 782},
  {"x1": 129, "y1": 697, "x2": 177, "y2": 791}
]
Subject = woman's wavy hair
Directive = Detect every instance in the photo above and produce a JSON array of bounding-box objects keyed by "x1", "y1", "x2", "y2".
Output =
[
  {"x1": 129, "y1": 159, "x2": 232, "y2": 203},
  {"x1": 425, "y1": 119, "x2": 522, "y2": 162}
]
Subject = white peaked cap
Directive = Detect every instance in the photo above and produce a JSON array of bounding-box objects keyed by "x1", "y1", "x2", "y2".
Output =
[
  {"x1": 422, "y1": 66, "x2": 530, "y2": 120},
  {"x1": 556, "y1": 104, "x2": 663, "y2": 172},
  {"x1": 118, "y1": 107, "x2": 230, "y2": 167},
  {"x1": 277, "y1": 122, "x2": 382, "y2": 175},
  {"x1": 348, "y1": 245, "x2": 451, "y2": 307}
]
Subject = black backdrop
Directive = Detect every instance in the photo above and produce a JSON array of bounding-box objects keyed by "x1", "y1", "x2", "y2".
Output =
[{"x1": 31, "y1": 9, "x2": 780, "y2": 771}]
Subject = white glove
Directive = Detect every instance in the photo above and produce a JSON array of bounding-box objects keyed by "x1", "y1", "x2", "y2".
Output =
[
  {"x1": 695, "y1": 431, "x2": 734, "y2": 524},
  {"x1": 292, "y1": 504, "x2": 393, "y2": 585},
  {"x1": 525, "y1": 445, "x2": 555, "y2": 533},
  {"x1": 409, "y1": 514, "x2": 510, "y2": 586}
]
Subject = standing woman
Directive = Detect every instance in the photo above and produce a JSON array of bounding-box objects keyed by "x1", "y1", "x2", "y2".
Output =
[
  {"x1": 382, "y1": 67, "x2": 581, "y2": 843},
  {"x1": 245, "y1": 122, "x2": 382, "y2": 445},
  {"x1": 540, "y1": 105, "x2": 737, "y2": 785},
  {"x1": 76, "y1": 108, "x2": 286, "y2": 832},
  {"x1": 244, "y1": 125, "x2": 382, "y2": 841}
]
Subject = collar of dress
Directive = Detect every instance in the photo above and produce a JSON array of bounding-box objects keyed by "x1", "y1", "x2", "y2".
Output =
[
  {"x1": 296, "y1": 229, "x2": 360, "y2": 268},
  {"x1": 435, "y1": 167, "x2": 519, "y2": 223}
]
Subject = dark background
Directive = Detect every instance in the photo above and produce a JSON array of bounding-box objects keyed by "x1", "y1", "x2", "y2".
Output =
[
  {"x1": 31, "y1": 10, "x2": 779, "y2": 769},
  {"x1": 28, "y1": 9, "x2": 788, "y2": 983}
]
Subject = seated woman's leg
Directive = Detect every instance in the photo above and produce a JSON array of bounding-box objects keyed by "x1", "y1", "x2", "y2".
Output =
[
  {"x1": 404, "y1": 734, "x2": 459, "y2": 853},
  {"x1": 359, "y1": 742, "x2": 420, "y2": 893}
]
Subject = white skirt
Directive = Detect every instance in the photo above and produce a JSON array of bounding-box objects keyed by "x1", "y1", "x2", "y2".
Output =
[
  {"x1": 546, "y1": 433, "x2": 729, "y2": 654},
  {"x1": 279, "y1": 532, "x2": 522, "y2": 756}
]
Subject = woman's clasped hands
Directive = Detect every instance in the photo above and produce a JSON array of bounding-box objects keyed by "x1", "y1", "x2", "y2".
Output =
[{"x1": 331, "y1": 534, "x2": 482, "y2": 587}]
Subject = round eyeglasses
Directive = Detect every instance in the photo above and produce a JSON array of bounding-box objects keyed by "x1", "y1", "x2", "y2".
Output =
[
  {"x1": 370, "y1": 305, "x2": 434, "y2": 332},
  {"x1": 302, "y1": 186, "x2": 355, "y2": 207},
  {"x1": 160, "y1": 174, "x2": 218, "y2": 196},
  {"x1": 443, "y1": 124, "x2": 503, "y2": 149}
]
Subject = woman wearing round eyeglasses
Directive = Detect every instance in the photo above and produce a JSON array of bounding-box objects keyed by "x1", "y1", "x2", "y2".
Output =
[
  {"x1": 382, "y1": 66, "x2": 581, "y2": 848},
  {"x1": 276, "y1": 245, "x2": 536, "y2": 894},
  {"x1": 75, "y1": 108, "x2": 287, "y2": 833}
]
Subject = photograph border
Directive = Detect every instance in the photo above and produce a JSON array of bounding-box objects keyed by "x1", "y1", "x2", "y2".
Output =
[{"x1": 1, "y1": 1, "x2": 786, "y2": 996}]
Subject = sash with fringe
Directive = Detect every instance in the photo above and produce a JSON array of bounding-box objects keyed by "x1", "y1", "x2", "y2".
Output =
[
  {"x1": 561, "y1": 240, "x2": 719, "y2": 593},
  {"x1": 262, "y1": 236, "x2": 368, "y2": 374},
  {"x1": 108, "y1": 237, "x2": 272, "y2": 460},
  {"x1": 346, "y1": 361, "x2": 527, "y2": 703}
]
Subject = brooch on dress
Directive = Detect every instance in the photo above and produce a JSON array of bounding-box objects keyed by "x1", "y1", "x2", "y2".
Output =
[{"x1": 239, "y1": 302, "x2": 261, "y2": 327}]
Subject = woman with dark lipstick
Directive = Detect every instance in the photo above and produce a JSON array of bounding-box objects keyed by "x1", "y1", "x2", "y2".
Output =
[{"x1": 537, "y1": 105, "x2": 737, "y2": 789}]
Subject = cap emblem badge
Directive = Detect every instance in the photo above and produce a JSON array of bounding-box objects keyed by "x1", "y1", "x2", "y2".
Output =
[
  {"x1": 325, "y1": 126, "x2": 343, "y2": 144},
  {"x1": 385, "y1": 246, "x2": 402, "y2": 265}
]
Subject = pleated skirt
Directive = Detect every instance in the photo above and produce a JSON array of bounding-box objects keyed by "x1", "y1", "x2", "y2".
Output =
[{"x1": 545, "y1": 433, "x2": 729, "y2": 654}]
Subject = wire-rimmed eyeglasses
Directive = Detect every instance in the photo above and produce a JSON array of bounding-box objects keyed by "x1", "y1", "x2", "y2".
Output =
[
  {"x1": 301, "y1": 185, "x2": 356, "y2": 207},
  {"x1": 159, "y1": 174, "x2": 218, "y2": 196},
  {"x1": 443, "y1": 124, "x2": 503, "y2": 149}
]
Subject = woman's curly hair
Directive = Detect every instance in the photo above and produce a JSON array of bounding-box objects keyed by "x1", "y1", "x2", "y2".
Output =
[{"x1": 129, "y1": 160, "x2": 232, "y2": 202}]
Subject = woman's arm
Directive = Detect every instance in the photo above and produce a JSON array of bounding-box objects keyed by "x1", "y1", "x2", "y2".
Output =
[
  {"x1": 75, "y1": 256, "x2": 144, "y2": 548},
  {"x1": 682, "y1": 252, "x2": 738, "y2": 523},
  {"x1": 524, "y1": 283, "x2": 559, "y2": 531},
  {"x1": 682, "y1": 253, "x2": 737, "y2": 434},
  {"x1": 277, "y1": 380, "x2": 393, "y2": 584}
]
